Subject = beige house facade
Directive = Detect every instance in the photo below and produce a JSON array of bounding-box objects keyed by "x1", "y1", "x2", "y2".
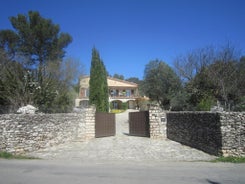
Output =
[{"x1": 75, "y1": 76, "x2": 140, "y2": 109}]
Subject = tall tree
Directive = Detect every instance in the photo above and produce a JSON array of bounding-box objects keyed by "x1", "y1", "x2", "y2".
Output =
[
  {"x1": 113, "y1": 73, "x2": 124, "y2": 80},
  {"x1": 174, "y1": 44, "x2": 243, "y2": 111},
  {"x1": 89, "y1": 48, "x2": 109, "y2": 112},
  {"x1": 237, "y1": 56, "x2": 245, "y2": 96},
  {"x1": 174, "y1": 46, "x2": 215, "y2": 82},
  {"x1": 143, "y1": 59, "x2": 181, "y2": 109},
  {"x1": 0, "y1": 11, "x2": 75, "y2": 113},
  {"x1": 101, "y1": 60, "x2": 109, "y2": 112},
  {"x1": 0, "y1": 11, "x2": 72, "y2": 80},
  {"x1": 8, "y1": 11, "x2": 71, "y2": 64},
  {"x1": 235, "y1": 56, "x2": 245, "y2": 111}
]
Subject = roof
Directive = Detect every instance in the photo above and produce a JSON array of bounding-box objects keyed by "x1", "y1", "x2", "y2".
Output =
[
  {"x1": 80, "y1": 76, "x2": 138, "y2": 88},
  {"x1": 107, "y1": 77, "x2": 138, "y2": 88}
]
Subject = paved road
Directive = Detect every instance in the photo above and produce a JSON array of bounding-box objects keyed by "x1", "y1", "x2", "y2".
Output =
[
  {"x1": 27, "y1": 110, "x2": 215, "y2": 161},
  {"x1": 0, "y1": 159, "x2": 244, "y2": 184}
]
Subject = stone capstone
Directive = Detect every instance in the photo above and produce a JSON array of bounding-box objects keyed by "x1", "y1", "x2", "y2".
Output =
[{"x1": 17, "y1": 105, "x2": 38, "y2": 114}]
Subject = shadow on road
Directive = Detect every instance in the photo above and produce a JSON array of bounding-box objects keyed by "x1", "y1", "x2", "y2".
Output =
[{"x1": 206, "y1": 179, "x2": 221, "y2": 184}]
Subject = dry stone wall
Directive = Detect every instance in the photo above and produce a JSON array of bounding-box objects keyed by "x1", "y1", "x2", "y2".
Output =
[
  {"x1": 166, "y1": 112, "x2": 222, "y2": 155},
  {"x1": 0, "y1": 106, "x2": 96, "y2": 154},
  {"x1": 167, "y1": 111, "x2": 245, "y2": 157}
]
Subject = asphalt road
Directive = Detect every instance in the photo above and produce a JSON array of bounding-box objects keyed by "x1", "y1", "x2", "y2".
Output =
[{"x1": 0, "y1": 159, "x2": 244, "y2": 184}]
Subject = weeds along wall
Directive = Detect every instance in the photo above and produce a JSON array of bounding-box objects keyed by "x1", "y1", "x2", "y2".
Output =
[
  {"x1": 0, "y1": 106, "x2": 96, "y2": 154},
  {"x1": 166, "y1": 112, "x2": 245, "y2": 157}
]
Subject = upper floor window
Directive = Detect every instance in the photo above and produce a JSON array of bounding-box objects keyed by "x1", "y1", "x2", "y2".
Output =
[
  {"x1": 85, "y1": 88, "x2": 89, "y2": 97},
  {"x1": 126, "y1": 90, "x2": 131, "y2": 97}
]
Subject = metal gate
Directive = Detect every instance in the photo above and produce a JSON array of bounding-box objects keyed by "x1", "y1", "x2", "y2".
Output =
[
  {"x1": 95, "y1": 112, "x2": 116, "y2": 138},
  {"x1": 129, "y1": 111, "x2": 150, "y2": 137}
]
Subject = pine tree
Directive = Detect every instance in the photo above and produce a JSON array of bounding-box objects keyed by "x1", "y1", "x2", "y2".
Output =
[{"x1": 89, "y1": 48, "x2": 109, "y2": 112}]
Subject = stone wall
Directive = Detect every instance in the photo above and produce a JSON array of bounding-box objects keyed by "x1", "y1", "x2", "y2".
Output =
[
  {"x1": 167, "y1": 111, "x2": 245, "y2": 157},
  {"x1": 149, "y1": 105, "x2": 167, "y2": 139},
  {"x1": 167, "y1": 112, "x2": 222, "y2": 155},
  {"x1": 219, "y1": 112, "x2": 245, "y2": 157},
  {"x1": 0, "y1": 106, "x2": 96, "y2": 154}
]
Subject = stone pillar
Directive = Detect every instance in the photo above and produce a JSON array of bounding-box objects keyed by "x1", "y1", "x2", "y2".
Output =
[
  {"x1": 77, "y1": 105, "x2": 96, "y2": 141},
  {"x1": 149, "y1": 104, "x2": 167, "y2": 139},
  {"x1": 75, "y1": 98, "x2": 81, "y2": 107},
  {"x1": 219, "y1": 112, "x2": 245, "y2": 157},
  {"x1": 84, "y1": 105, "x2": 96, "y2": 140}
]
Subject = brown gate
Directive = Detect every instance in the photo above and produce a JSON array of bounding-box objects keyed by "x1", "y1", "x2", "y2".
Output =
[
  {"x1": 95, "y1": 112, "x2": 116, "y2": 138},
  {"x1": 129, "y1": 111, "x2": 150, "y2": 137}
]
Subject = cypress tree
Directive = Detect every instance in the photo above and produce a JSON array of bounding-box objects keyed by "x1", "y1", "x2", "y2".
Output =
[
  {"x1": 100, "y1": 60, "x2": 109, "y2": 112},
  {"x1": 89, "y1": 48, "x2": 109, "y2": 112}
]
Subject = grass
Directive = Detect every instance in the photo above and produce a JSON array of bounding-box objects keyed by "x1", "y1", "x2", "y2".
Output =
[
  {"x1": 211, "y1": 156, "x2": 245, "y2": 163},
  {"x1": 110, "y1": 109, "x2": 126, "y2": 113},
  {"x1": 0, "y1": 151, "x2": 37, "y2": 160}
]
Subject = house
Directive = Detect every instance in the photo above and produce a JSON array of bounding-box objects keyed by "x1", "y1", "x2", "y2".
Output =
[{"x1": 75, "y1": 76, "x2": 140, "y2": 109}]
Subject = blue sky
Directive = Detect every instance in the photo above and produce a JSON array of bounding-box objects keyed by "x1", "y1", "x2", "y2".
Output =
[{"x1": 1, "y1": 0, "x2": 245, "y2": 79}]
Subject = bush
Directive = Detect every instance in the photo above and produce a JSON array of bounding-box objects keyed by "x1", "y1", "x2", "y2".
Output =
[
  {"x1": 234, "y1": 96, "x2": 245, "y2": 111},
  {"x1": 136, "y1": 97, "x2": 150, "y2": 111},
  {"x1": 121, "y1": 102, "x2": 128, "y2": 110},
  {"x1": 197, "y1": 96, "x2": 215, "y2": 111}
]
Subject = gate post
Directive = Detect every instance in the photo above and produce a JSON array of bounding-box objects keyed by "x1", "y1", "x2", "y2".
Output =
[
  {"x1": 84, "y1": 105, "x2": 96, "y2": 140},
  {"x1": 149, "y1": 104, "x2": 167, "y2": 139}
]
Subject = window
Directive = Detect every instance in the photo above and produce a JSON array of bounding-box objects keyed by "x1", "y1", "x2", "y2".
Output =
[
  {"x1": 126, "y1": 90, "x2": 131, "y2": 97},
  {"x1": 85, "y1": 88, "x2": 89, "y2": 97},
  {"x1": 131, "y1": 90, "x2": 134, "y2": 96}
]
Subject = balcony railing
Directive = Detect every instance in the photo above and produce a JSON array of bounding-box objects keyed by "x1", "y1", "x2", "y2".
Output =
[{"x1": 109, "y1": 95, "x2": 139, "y2": 99}]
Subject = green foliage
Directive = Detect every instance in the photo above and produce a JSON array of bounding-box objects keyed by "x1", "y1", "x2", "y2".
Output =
[
  {"x1": 170, "y1": 91, "x2": 189, "y2": 111},
  {"x1": 0, "y1": 58, "x2": 35, "y2": 108},
  {"x1": 0, "y1": 151, "x2": 37, "y2": 159},
  {"x1": 113, "y1": 73, "x2": 124, "y2": 80},
  {"x1": 212, "y1": 156, "x2": 245, "y2": 163},
  {"x1": 37, "y1": 87, "x2": 73, "y2": 113},
  {"x1": 197, "y1": 96, "x2": 215, "y2": 111},
  {"x1": 89, "y1": 48, "x2": 109, "y2": 112},
  {"x1": 121, "y1": 102, "x2": 128, "y2": 110},
  {"x1": 127, "y1": 77, "x2": 144, "y2": 96},
  {"x1": 0, "y1": 11, "x2": 77, "y2": 113},
  {"x1": 136, "y1": 98, "x2": 150, "y2": 111},
  {"x1": 109, "y1": 102, "x2": 113, "y2": 110},
  {"x1": 7, "y1": 11, "x2": 72, "y2": 65},
  {"x1": 0, "y1": 30, "x2": 18, "y2": 58},
  {"x1": 143, "y1": 59, "x2": 181, "y2": 109},
  {"x1": 174, "y1": 45, "x2": 245, "y2": 111},
  {"x1": 126, "y1": 77, "x2": 141, "y2": 84},
  {"x1": 234, "y1": 96, "x2": 245, "y2": 111},
  {"x1": 0, "y1": 151, "x2": 13, "y2": 159}
]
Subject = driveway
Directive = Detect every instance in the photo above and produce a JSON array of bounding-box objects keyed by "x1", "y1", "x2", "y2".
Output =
[{"x1": 27, "y1": 110, "x2": 216, "y2": 161}]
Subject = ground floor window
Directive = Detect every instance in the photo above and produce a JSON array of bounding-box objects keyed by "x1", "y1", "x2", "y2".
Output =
[
  {"x1": 110, "y1": 100, "x2": 125, "y2": 109},
  {"x1": 110, "y1": 100, "x2": 136, "y2": 110},
  {"x1": 79, "y1": 100, "x2": 89, "y2": 108}
]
